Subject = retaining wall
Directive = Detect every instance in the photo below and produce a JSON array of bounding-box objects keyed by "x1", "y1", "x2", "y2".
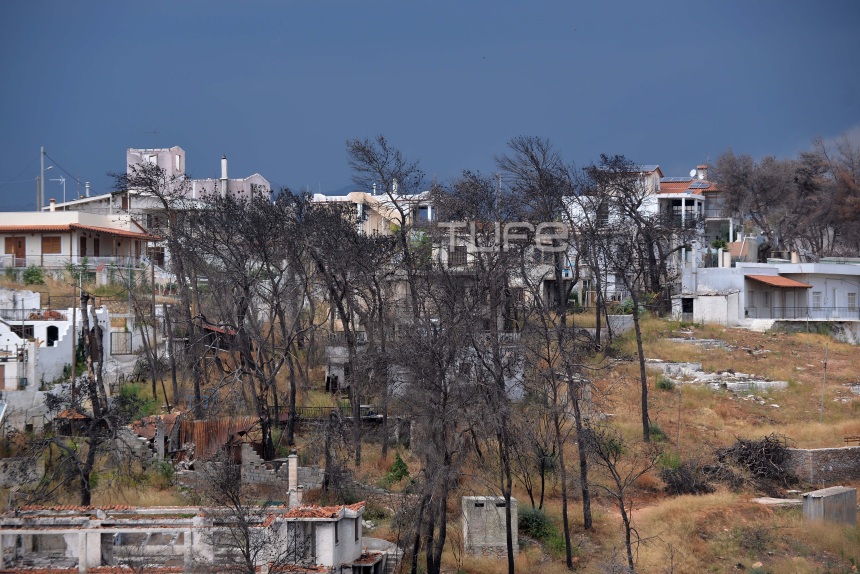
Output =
[{"x1": 785, "y1": 446, "x2": 860, "y2": 485}]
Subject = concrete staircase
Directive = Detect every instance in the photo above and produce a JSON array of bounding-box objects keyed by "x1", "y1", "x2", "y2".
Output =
[
  {"x1": 747, "y1": 319, "x2": 777, "y2": 333},
  {"x1": 383, "y1": 549, "x2": 403, "y2": 574}
]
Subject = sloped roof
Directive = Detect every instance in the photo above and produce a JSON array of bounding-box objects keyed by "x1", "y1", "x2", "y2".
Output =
[
  {"x1": 746, "y1": 275, "x2": 812, "y2": 288},
  {"x1": 659, "y1": 177, "x2": 717, "y2": 195},
  {"x1": 0, "y1": 224, "x2": 159, "y2": 241}
]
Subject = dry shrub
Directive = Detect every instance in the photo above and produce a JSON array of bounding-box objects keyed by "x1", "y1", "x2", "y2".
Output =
[
  {"x1": 709, "y1": 433, "x2": 796, "y2": 496},
  {"x1": 633, "y1": 470, "x2": 662, "y2": 493}
]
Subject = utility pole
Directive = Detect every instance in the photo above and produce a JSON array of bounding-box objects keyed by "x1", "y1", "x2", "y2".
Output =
[
  {"x1": 40, "y1": 146, "x2": 45, "y2": 211},
  {"x1": 35, "y1": 176, "x2": 40, "y2": 212}
]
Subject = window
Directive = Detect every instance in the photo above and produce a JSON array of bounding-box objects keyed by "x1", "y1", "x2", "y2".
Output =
[
  {"x1": 762, "y1": 291, "x2": 770, "y2": 308},
  {"x1": 42, "y1": 236, "x2": 61, "y2": 254},
  {"x1": 812, "y1": 291, "x2": 822, "y2": 309},
  {"x1": 47, "y1": 326, "x2": 59, "y2": 347},
  {"x1": 681, "y1": 298, "x2": 694, "y2": 314},
  {"x1": 11, "y1": 325, "x2": 34, "y2": 340},
  {"x1": 416, "y1": 205, "x2": 431, "y2": 223},
  {"x1": 355, "y1": 518, "x2": 360, "y2": 542},
  {"x1": 848, "y1": 293, "x2": 857, "y2": 311},
  {"x1": 748, "y1": 291, "x2": 755, "y2": 307},
  {"x1": 334, "y1": 522, "x2": 339, "y2": 544},
  {"x1": 449, "y1": 245, "x2": 467, "y2": 267},
  {"x1": 597, "y1": 203, "x2": 609, "y2": 227}
]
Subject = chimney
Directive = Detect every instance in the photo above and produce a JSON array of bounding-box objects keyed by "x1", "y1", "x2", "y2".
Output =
[
  {"x1": 220, "y1": 155, "x2": 228, "y2": 199},
  {"x1": 49, "y1": 198, "x2": 56, "y2": 212},
  {"x1": 696, "y1": 165, "x2": 708, "y2": 181},
  {"x1": 85, "y1": 182, "x2": 90, "y2": 197}
]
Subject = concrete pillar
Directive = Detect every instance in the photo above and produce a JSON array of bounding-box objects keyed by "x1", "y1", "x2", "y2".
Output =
[
  {"x1": 183, "y1": 529, "x2": 193, "y2": 570},
  {"x1": 192, "y1": 516, "x2": 214, "y2": 564},
  {"x1": 681, "y1": 197, "x2": 686, "y2": 226},
  {"x1": 1, "y1": 533, "x2": 14, "y2": 567},
  {"x1": 288, "y1": 453, "x2": 298, "y2": 491},
  {"x1": 156, "y1": 416, "x2": 165, "y2": 461},
  {"x1": 78, "y1": 531, "x2": 87, "y2": 573}
]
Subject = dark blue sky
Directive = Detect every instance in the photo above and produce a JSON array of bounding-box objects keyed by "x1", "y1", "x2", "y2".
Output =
[{"x1": 1, "y1": 1, "x2": 858, "y2": 209}]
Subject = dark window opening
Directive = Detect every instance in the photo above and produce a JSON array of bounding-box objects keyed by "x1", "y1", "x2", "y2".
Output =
[
  {"x1": 46, "y1": 326, "x2": 59, "y2": 347},
  {"x1": 449, "y1": 245, "x2": 467, "y2": 267},
  {"x1": 11, "y1": 325, "x2": 34, "y2": 340},
  {"x1": 681, "y1": 298, "x2": 694, "y2": 314}
]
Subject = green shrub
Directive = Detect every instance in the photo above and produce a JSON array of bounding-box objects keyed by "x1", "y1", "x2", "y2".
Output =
[
  {"x1": 658, "y1": 451, "x2": 681, "y2": 470},
  {"x1": 519, "y1": 507, "x2": 552, "y2": 540},
  {"x1": 116, "y1": 383, "x2": 157, "y2": 422},
  {"x1": 656, "y1": 376, "x2": 675, "y2": 391},
  {"x1": 385, "y1": 452, "x2": 409, "y2": 484},
  {"x1": 649, "y1": 424, "x2": 668, "y2": 443},
  {"x1": 23, "y1": 265, "x2": 45, "y2": 285}
]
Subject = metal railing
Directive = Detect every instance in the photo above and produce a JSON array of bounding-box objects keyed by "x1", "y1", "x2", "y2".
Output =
[
  {"x1": 0, "y1": 254, "x2": 149, "y2": 270},
  {"x1": 0, "y1": 308, "x2": 68, "y2": 322},
  {"x1": 745, "y1": 306, "x2": 860, "y2": 320}
]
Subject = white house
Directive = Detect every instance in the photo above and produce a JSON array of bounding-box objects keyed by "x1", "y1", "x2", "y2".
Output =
[
  {"x1": 43, "y1": 147, "x2": 270, "y2": 267},
  {"x1": 0, "y1": 211, "x2": 157, "y2": 273},
  {"x1": 672, "y1": 259, "x2": 860, "y2": 338}
]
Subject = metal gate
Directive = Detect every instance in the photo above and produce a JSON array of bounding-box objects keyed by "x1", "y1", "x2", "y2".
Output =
[{"x1": 111, "y1": 331, "x2": 133, "y2": 355}]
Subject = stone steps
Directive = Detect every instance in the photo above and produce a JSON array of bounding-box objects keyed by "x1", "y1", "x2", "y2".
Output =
[{"x1": 748, "y1": 319, "x2": 777, "y2": 333}]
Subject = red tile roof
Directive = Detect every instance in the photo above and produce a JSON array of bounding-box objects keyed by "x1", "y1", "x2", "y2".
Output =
[
  {"x1": 283, "y1": 502, "x2": 365, "y2": 519},
  {"x1": 746, "y1": 275, "x2": 812, "y2": 288},
  {"x1": 659, "y1": 181, "x2": 694, "y2": 194},
  {"x1": 0, "y1": 224, "x2": 159, "y2": 241}
]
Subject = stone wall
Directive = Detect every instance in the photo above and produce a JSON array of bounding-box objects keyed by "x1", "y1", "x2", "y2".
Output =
[
  {"x1": 0, "y1": 456, "x2": 40, "y2": 488},
  {"x1": 785, "y1": 446, "x2": 860, "y2": 485}
]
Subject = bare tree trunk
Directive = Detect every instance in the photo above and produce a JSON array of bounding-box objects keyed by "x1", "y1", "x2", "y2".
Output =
[
  {"x1": 553, "y1": 408, "x2": 573, "y2": 570},
  {"x1": 286, "y1": 349, "x2": 297, "y2": 446},
  {"x1": 163, "y1": 303, "x2": 179, "y2": 406},
  {"x1": 410, "y1": 493, "x2": 429, "y2": 574},
  {"x1": 631, "y1": 300, "x2": 650, "y2": 442}
]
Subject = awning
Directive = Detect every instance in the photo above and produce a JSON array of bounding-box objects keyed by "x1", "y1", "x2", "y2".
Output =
[{"x1": 746, "y1": 275, "x2": 812, "y2": 289}]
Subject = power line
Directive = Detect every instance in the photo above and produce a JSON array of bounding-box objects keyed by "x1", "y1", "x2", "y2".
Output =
[
  {"x1": 3, "y1": 157, "x2": 39, "y2": 184},
  {"x1": 44, "y1": 152, "x2": 83, "y2": 186},
  {"x1": 0, "y1": 178, "x2": 37, "y2": 186}
]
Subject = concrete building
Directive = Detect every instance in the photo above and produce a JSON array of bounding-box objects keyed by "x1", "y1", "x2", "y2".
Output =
[
  {"x1": 802, "y1": 486, "x2": 857, "y2": 525},
  {"x1": 672, "y1": 259, "x2": 860, "y2": 338},
  {"x1": 462, "y1": 496, "x2": 518, "y2": 558},
  {"x1": 43, "y1": 147, "x2": 270, "y2": 267},
  {"x1": 0, "y1": 503, "x2": 382, "y2": 573}
]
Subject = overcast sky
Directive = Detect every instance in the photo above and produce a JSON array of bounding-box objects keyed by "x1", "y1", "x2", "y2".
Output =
[{"x1": 1, "y1": 1, "x2": 858, "y2": 209}]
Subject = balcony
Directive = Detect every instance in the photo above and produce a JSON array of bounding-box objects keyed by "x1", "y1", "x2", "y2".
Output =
[
  {"x1": 745, "y1": 306, "x2": 860, "y2": 320},
  {"x1": 0, "y1": 254, "x2": 149, "y2": 270}
]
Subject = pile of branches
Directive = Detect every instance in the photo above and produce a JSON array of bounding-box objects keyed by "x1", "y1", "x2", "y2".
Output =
[
  {"x1": 660, "y1": 460, "x2": 715, "y2": 496},
  {"x1": 708, "y1": 433, "x2": 796, "y2": 496},
  {"x1": 661, "y1": 434, "x2": 796, "y2": 497}
]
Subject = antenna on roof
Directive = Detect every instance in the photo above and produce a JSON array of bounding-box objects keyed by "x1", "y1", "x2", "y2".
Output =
[{"x1": 689, "y1": 169, "x2": 697, "y2": 178}]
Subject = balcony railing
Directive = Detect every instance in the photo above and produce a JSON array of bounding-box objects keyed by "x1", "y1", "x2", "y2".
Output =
[
  {"x1": 0, "y1": 255, "x2": 148, "y2": 270},
  {"x1": 745, "y1": 306, "x2": 860, "y2": 320},
  {"x1": 0, "y1": 308, "x2": 68, "y2": 322}
]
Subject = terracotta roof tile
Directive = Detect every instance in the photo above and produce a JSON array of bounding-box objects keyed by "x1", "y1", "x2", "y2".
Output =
[
  {"x1": 746, "y1": 274, "x2": 812, "y2": 288},
  {"x1": 0, "y1": 224, "x2": 159, "y2": 241}
]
